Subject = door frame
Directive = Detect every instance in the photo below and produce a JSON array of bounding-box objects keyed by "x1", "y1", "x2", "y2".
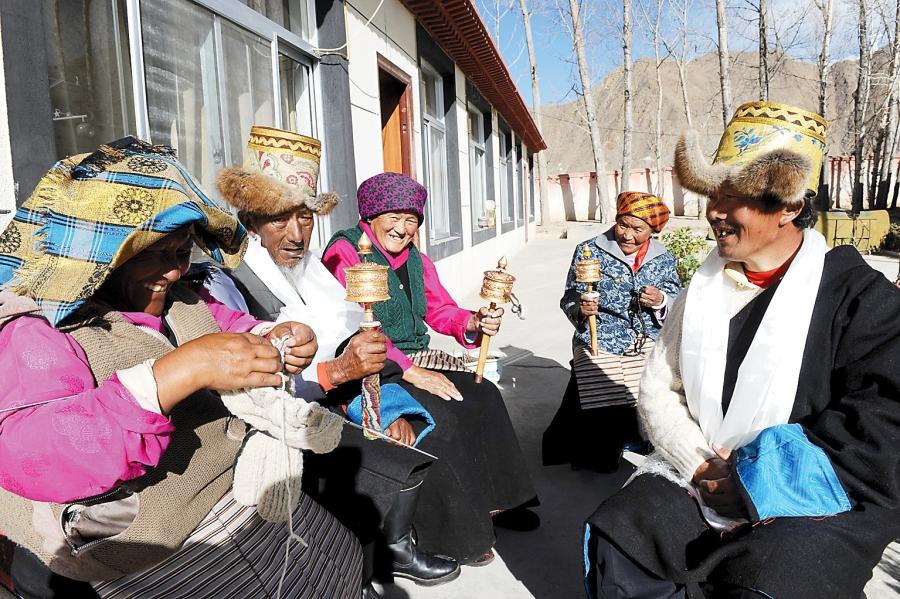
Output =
[{"x1": 376, "y1": 54, "x2": 414, "y2": 179}]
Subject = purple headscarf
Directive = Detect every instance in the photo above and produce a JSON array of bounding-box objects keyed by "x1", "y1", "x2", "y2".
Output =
[{"x1": 357, "y1": 172, "x2": 427, "y2": 223}]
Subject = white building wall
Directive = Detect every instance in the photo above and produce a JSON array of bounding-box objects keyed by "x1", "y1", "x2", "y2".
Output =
[
  {"x1": 343, "y1": 0, "x2": 531, "y2": 300},
  {"x1": 0, "y1": 24, "x2": 15, "y2": 229}
]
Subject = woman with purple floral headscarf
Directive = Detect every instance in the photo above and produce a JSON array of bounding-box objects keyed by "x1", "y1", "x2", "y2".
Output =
[{"x1": 323, "y1": 172, "x2": 538, "y2": 567}]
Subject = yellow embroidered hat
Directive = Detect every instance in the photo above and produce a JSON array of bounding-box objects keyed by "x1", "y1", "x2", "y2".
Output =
[
  {"x1": 217, "y1": 125, "x2": 339, "y2": 217},
  {"x1": 674, "y1": 101, "x2": 827, "y2": 205}
]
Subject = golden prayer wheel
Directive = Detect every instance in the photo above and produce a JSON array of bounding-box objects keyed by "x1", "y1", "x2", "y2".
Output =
[
  {"x1": 344, "y1": 262, "x2": 390, "y2": 305},
  {"x1": 576, "y1": 247, "x2": 601, "y2": 356},
  {"x1": 475, "y1": 257, "x2": 515, "y2": 383}
]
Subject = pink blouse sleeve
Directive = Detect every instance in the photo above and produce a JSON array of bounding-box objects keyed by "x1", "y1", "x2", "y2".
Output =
[
  {"x1": 200, "y1": 289, "x2": 265, "y2": 333},
  {"x1": 0, "y1": 317, "x2": 175, "y2": 503},
  {"x1": 420, "y1": 254, "x2": 477, "y2": 349}
]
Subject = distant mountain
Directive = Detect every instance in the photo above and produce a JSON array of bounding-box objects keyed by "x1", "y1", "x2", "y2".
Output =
[{"x1": 539, "y1": 50, "x2": 887, "y2": 175}]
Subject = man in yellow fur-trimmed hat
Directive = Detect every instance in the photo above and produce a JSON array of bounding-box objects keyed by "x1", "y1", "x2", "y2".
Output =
[{"x1": 583, "y1": 101, "x2": 900, "y2": 599}]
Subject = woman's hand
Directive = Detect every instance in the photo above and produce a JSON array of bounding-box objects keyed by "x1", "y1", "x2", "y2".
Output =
[
  {"x1": 153, "y1": 333, "x2": 284, "y2": 413},
  {"x1": 384, "y1": 417, "x2": 416, "y2": 446},
  {"x1": 265, "y1": 321, "x2": 318, "y2": 374},
  {"x1": 402, "y1": 365, "x2": 463, "y2": 401},
  {"x1": 579, "y1": 292, "x2": 600, "y2": 317},
  {"x1": 691, "y1": 449, "x2": 747, "y2": 519},
  {"x1": 467, "y1": 306, "x2": 505, "y2": 337},
  {"x1": 638, "y1": 286, "x2": 665, "y2": 308}
]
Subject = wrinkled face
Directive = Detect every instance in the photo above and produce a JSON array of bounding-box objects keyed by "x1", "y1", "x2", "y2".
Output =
[
  {"x1": 613, "y1": 214, "x2": 653, "y2": 255},
  {"x1": 101, "y1": 226, "x2": 193, "y2": 316},
  {"x1": 253, "y1": 207, "x2": 315, "y2": 267},
  {"x1": 368, "y1": 211, "x2": 419, "y2": 255},
  {"x1": 706, "y1": 193, "x2": 786, "y2": 263}
]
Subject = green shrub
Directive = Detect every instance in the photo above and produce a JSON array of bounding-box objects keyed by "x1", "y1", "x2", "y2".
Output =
[{"x1": 661, "y1": 227, "x2": 710, "y2": 285}]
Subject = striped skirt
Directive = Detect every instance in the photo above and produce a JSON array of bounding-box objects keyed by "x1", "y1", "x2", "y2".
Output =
[
  {"x1": 572, "y1": 340, "x2": 655, "y2": 410},
  {"x1": 92, "y1": 490, "x2": 363, "y2": 599}
]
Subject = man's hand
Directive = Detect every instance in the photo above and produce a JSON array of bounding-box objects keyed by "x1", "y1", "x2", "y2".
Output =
[
  {"x1": 402, "y1": 365, "x2": 463, "y2": 401},
  {"x1": 580, "y1": 291, "x2": 600, "y2": 317},
  {"x1": 467, "y1": 306, "x2": 505, "y2": 337},
  {"x1": 325, "y1": 329, "x2": 387, "y2": 386},
  {"x1": 691, "y1": 449, "x2": 747, "y2": 519},
  {"x1": 639, "y1": 286, "x2": 665, "y2": 308},
  {"x1": 266, "y1": 321, "x2": 318, "y2": 374},
  {"x1": 384, "y1": 417, "x2": 416, "y2": 446}
]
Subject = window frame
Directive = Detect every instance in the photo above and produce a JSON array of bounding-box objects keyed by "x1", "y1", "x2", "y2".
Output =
[{"x1": 420, "y1": 59, "x2": 452, "y2": 243}]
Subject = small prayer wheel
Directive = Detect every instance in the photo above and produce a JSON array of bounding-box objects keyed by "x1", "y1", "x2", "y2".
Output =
[
  {"x1": 475, "y1": 257, "x2": 516, "y2": 383},
  {"x1": 576, "y1": 247, "x2": 601, "y2": 356},
  {"x1": 343, "y1": 232, "x2": 390, "y2": 439}
]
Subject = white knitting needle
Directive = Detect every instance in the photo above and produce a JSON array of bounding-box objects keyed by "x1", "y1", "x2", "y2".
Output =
[{"x1": 343, "y1": 421, "x2": 439, "y2": 460}]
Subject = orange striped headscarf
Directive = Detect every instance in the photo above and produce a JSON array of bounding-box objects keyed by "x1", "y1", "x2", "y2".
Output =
[{"x1": 616, "y1": 191, "x2": 671, "y2": 232}]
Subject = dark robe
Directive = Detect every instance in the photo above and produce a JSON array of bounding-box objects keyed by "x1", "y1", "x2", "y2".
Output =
[
  {"x1": 227, "y1": 264, "x2": 537, "y2": 563},
  {"x1": 587, "y1": 246, "x2": 900, "y2": 598}
]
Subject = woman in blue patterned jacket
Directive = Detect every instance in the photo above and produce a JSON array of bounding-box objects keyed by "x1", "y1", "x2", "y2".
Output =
[{"x1": 543, "y1": 191, "x2": 682, "y2": 472}]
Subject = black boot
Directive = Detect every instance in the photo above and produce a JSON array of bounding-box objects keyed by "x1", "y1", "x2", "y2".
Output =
[{"x1": 383, "y1": 481, "x2": 460, "y2": 586}]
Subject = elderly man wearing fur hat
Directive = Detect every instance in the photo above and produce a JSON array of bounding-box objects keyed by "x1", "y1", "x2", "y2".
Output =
[
  {"x1": 210, "y1": 127, "x2": 460, "y2": 593},
  {"x1": 583, "y1": 102, "x2": 900, "y2": 598}
]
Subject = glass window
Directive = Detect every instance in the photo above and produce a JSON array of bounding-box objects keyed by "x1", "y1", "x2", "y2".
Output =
[
  {"x1": 43, "y1": 0, "x2": 134, "y2": 159},
  {"x1": 221, "y1": 19, "x2": 275, "y2": 171},
  {"x1": 141, "y1": 0, "x2": 225, "y2": 187},
  {"x1": 421, "y1": 63, "x2": 451, "y2": 241},
  {"x1": 139, "y1": 0, "x2": 316, "y2": 200},
  {"x1": 500, "y1": 131, "x2": 512, "y2": 224},
  {"x1": 280, "y1": 54, "x2": 313, "y2": 136},
  {"x1": 468, "y1": 108, "x2": 490, "y2": 229},
  {"x1": 237, "y1": 0, "x2": 306, "y2": 36}
]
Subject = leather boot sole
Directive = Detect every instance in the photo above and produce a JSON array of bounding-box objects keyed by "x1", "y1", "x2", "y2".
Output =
[{"x1": 392, "y1": 564, "x2": 461, "y2": 587}]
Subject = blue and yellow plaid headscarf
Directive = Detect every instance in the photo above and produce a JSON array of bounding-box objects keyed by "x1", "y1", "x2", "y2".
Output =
[{"x1": 0, "y1": 137, "x2": 247, "y2": 326}]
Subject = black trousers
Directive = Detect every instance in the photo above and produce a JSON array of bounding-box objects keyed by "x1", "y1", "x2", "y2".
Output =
[
  {"x1": 10, "y1": 546, "x2": 98, "y2": 599},
  {"x1": 543, "y1": 369, "x2": 641, "y2": 471}
]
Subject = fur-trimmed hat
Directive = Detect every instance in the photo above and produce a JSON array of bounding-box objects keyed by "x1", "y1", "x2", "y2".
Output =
[
  {"x1": 674, "y1": 102, "x2": 827, "y2": 205},
  {"x1": 217, "y1": 125, "x2": 340, "y2": 217}
]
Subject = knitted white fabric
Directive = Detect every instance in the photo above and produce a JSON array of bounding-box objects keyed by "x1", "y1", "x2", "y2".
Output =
[{"x1": 221, "y1": 362, "x2": 344, "y2": 522}]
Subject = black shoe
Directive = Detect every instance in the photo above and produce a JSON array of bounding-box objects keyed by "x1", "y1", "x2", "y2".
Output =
[
  {"x1": 387, "y1": 531, "x2": 461, "y2": 586},
  {"x1": 362, "y1": 581, "x2": 382, "y2": 599},
  {"x1": 492, "y1": 507, "x2": 541, "y2": 532}
]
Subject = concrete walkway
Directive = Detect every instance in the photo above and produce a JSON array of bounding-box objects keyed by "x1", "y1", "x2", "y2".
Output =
[{"x1": 380, "y1": 226, "x2": 899, "y2": 599}]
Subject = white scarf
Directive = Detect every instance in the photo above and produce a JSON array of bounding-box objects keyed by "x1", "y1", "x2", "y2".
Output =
[
  {"x1": 680, "y1": 228, "x2": 828, "y2": 452},
  {"x1": 242, "y1": 236, "x2": 364, "y2": 383}
]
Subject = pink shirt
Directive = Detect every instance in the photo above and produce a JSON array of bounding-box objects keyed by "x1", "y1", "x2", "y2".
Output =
[
  {"x1": 0, "y1": 292, "x2": 262, "y2": 503},
  {"x1": 322, "y1": 222, "x2": 477, "y2": 371}
]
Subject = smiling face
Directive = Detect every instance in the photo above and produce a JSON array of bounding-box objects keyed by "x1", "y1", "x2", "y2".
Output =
[
  {"x1": 706, "y1": 192, "x2": 803, "y2": 270},
  {"x1": 100, "y1": 227, "x2": 193, "y2": 316},
  {"x1": 368, "y1": 211, "x2": 420, "y2": 255},
  {"x1": 252, "y1": 206, "x2": 315, "y2": 267},
  {"x1": 613, "y1": 214, "x2": 653, "y2": 255}
]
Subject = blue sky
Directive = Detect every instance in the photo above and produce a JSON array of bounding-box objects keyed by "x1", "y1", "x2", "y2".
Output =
[{"x1": 475, "y1": 0, "x2": 864, "y2": 107}]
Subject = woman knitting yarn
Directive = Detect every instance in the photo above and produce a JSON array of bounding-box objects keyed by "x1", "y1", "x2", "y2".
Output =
[{"x1": 0, "y1": 139, "x2": 361, "y2": 598}]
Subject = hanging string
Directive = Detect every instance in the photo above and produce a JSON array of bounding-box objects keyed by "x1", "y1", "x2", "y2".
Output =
[
  {"x1": 273, "y1": 335, "x2": 307, "y2": 599},
  {"x1": 314, "y1": 0, "x2": 387, "y2": 56}
]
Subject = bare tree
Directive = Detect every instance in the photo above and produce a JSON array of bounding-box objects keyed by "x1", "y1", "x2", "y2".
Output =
[
  {"x1": 661, "y1": 0, "x2": 693, "y2": 127},
  {"x1": 518, "y1": 0, "x2": 551, "y2": 224},
  {"x1": 814, "y1": 0, "x2": 834, "y2": 206},
  {"x1": 639, "y1": 0, "x2": 668, "y2": 196},
  {"x1": 622, "y1": 0, "x2": 634, "y2": 193},
  {"x1": 567, "y1": 0, "x2": 614, "y2": 221},
  {"x1": 715, "y1": 0, "x2": 734, "y2": 126},
  {"x1": 874, "y1": 0, "x2": 900, "y2": 209},
  {"x1": 852, "y1": 0, "x2": 872, "y2": 214},
  {"x1": 759, "y1": 0, "x2": 769, "y2": 100}
]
